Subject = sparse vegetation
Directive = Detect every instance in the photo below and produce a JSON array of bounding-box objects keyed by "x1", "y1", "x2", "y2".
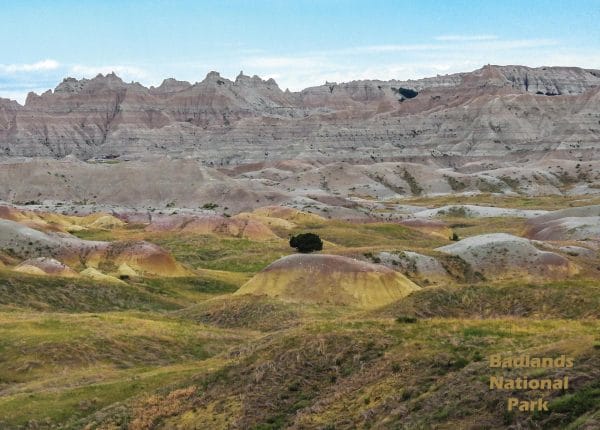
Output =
[
  {"x1": 0, "y1": 197, "x2": 598, "y2": 428},
  {"x1": 445, "y1": 175, "x2": 468, "y2": 191},
  {"x1": 402, "y1": 169, "x2": 423, "y2": 195},
  {"x1": 395, "y1": 314, "x2": 418, "y2": 323},
  {"x1": 443, "y1": 206, "x2": 469, "y2": 218},
  {"x1": 477, "y1": 178, "x2": 504, "y2": 193}
]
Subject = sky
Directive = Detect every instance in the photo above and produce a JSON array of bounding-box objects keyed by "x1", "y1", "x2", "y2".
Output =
[{"x1": 1, "y1": 0, "x2": 600, "y2": 103}]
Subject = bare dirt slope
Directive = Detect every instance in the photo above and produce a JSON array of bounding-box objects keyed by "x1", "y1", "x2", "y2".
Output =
[{"x1": 1, "y1": 65, "x2": 599, "y2": 164}]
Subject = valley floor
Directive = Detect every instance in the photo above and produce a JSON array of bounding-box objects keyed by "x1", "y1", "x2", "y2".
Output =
[{"x1": 0, "y1": 195, "x2": 598, "y2": 429}]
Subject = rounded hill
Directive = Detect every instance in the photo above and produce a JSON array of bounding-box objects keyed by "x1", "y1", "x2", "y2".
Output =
[{"x1": 235, "y1": 254, "x2": 420, "y2": 309}]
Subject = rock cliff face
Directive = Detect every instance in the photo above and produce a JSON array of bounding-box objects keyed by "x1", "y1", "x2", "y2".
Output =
[{"x1": 0, "y1": 65, "x2": 599, "y2": 163}]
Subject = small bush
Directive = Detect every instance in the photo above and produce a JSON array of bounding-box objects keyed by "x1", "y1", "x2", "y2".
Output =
[{"x1": 289, "y1": 233, "x2": 323, "y2": 253}]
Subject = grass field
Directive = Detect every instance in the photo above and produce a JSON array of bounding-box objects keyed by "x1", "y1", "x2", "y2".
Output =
[{"x1": 0, "y1": 197, "x2": 598, "y2": 429}]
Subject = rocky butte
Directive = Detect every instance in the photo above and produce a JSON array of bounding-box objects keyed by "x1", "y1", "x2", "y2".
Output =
[
  {"x1": 0, "y1": 65, "x2": 599, "y2": 213},
  {"x1": 0, "y1": 65, "x2": 599, "y2": 164}
]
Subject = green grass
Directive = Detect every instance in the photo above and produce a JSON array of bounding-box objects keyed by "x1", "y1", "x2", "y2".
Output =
[
  {"x1": 0, "y1": 360, "x2": 223, "y2": 428},
  {"x1": 400, "y1": 194, "x2": 600, "y2": 210},
  {"x1": 0, "y1": 311, "x2": 244, "y2": 382},
  {"x1": 376, "y1": 280, "x2": 600, "y2": 320},
  {"x1": 139, "y1": 276, "x2": 240, "y2": 299},
  {"x1": 546, "y1": 384, "x2": 600, "y2": 421},
  {"x1": 76, "y1": 317, "x2": 599, "y2": 429},
  {"x1": 443, "y1": 216, "x2": 528, "y2": 237},
  {"x1": 1, "y1": 200, "x2": 599, "y2": 429},
  {"x1": 0, "y1": 308, "x2": 248, "y2": 427},
  {"x1": 70, "y1": 228, "x2": 119, "y2": 241},
  {"x1": 152, "y1": 234, "x2": 290, "y2": 273},
  {"x1": 0, "y1": 271, "x2": 180, "y2": 312},
  {"x1": 0, "y1": 271, "x2": 243, "y2": 312},
  {"x1": 293, "y1": 221, "x2": 444, "y2": 248}
]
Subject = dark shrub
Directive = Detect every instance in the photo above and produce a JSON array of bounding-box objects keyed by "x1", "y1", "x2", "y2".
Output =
[{"x1": 289, "y1": 233, "x2": 323, "y2": 253}]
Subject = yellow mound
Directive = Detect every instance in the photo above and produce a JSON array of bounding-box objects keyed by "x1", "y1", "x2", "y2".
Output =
[
  {"x1": 233, "y1": 219, "x2": 279, "y2": 241},
  {"x1": 80, "y1": 267, "x2": 125, "y2": 284},
  {"x1": 14, "y1": 265, "x2": 47, "y2": 276},
  {"x1": 110, "y1": 241, "x2": 190, "y2": 277},
  {"x1": 86, "y1": 215, "x2": 125, "y2": 230},
  {"x1": 233, "y1": 212, "x2": 296, "y2": 231},
  {"x1": 35, "y1": 213, "x2": 85, "y2": 232},
  {"x1": 117, "y1": 263, "x2": 139, "y2": 278},
  {"x1": 13, "y1": 257, "x2": 79, "y2": 278},
  {"x1": 0, "y1": 206, "x2": 127, "y2": 233},
  {"x1": 0, "y1": 206, "x2": 77, "y2": 232},
  {"x1": 147, "y1": 215, "x2": 279, "y2": 241},
  {"x1": 24, "y1": 212, "x2": 125, "y2": 233},
  {"x1": 84, "y1": 241, "x2": 189, "y2": 277},
  {"x1": 235, "y1": 254, "x2": 420, "y2": 309},
  {"x1": 253, "y1": 206, "x2": 326, "y2": 224}
]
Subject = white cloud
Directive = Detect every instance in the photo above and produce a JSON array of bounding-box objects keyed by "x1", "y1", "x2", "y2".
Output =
[
  {"x1": 234, "y1": 37, "x2": 570, "y2": 91},
  {"x1": 469, "y1": 38, "x2": 559, "y2": 50},
  {"x1": 0, "y1": 59, "x2": 60, "y2": 73},
  {"x1": 242, "y1": 56, "x2": 324, "y2": 69},
  {"x1": 0, "y1": 36, "x2": 598, "y2": 104},
  {"x1": 69, "y1": 64, "x2": 149, "y2": 81},
  {"x1": 339, "y1": 38, "x2": 558, "y2": 55},
  {"x1": 435, "y1": 34, "x2": 498, "y2": 42},
  {"x1": 352, "y1": 44, "x2": 444, "y2": 53}
]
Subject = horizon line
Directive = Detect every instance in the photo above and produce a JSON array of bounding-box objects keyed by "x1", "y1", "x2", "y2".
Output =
[{"x1": 3, "y1": 63, "x2": 598, "y2": 106}]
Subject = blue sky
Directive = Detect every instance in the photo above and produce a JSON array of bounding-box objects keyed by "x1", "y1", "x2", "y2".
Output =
[{"x1": 1, "y1": 0, "x2": 599, "y2": 103}]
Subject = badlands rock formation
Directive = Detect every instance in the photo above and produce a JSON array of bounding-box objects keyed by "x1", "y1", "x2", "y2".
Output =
[
  {"x1": 13, "y1": 257, "x2": 79, "y2": 277},
  {"x1": 0, "y1": 217, "x2": 186, "y2": 276},
  {"x1": 524, "y1": 205, "x2": 600, "y2": 241},
  {"x1": 1, "y1": 65, "x2": 599, "y2": 163},
  {"x1": 235, "y1": 254, "x2": 420, "y2": 308},
  {"x1": 435, "y1": 233, "x2": 576, "y2": 280},
  {"x1": 1, "y1": 65, "x2": 599, "y2": 213},
  {"x1": 145, "y1": 213, "x2": 279, "y2": 240}
]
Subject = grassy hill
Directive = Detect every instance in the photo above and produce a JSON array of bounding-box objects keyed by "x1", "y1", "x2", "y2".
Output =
[{"x1": 0, "y1": 198, "x2": 598, "y2": 428}]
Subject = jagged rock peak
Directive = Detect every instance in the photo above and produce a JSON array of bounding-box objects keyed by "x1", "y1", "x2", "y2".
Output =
[
  {"x1": 0, "y1": 97, "x2": 21, "y2": 108},
  {"x1": 235, "y1": 71, "x2": 280, "y2": 89},
  {"x1": 80, "y1": 72, "x2": 126, "y2": 86},
  {"x1": 264, "y1": 77, "x2": 279, "y2": 88},
  {"x1": 153, "y1": 78, "x2": 192, "y2": 93},
  {"x1": 53, "y1": 73, "x2": 127, "y2": 95},
  {"x1": 24, "y1": 91, "x2": 42, "y2": 105},
  {"x1": 203, "y1": 71, "x2": 224, "y2": 82},
  {"x1": 55, "y1": 77, "x2": 90, "y2": 93},
  {"x1": 91, "y1": 72, "x2": 126, "y2": 85},
  {"x1": 478, "y1": 64, "x2": 600, "y2": 95}
]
